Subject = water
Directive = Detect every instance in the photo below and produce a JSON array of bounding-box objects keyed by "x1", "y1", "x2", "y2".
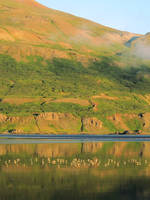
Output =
[
  {"x1": 1, "y1": 134, "x2": 150, "y2": 143},
  {"x1": 0, "y1": 139, "x2": 150, "y2": 200}
]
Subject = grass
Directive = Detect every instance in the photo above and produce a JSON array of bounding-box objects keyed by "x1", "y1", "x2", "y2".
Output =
[
  {"x1": 0, "y1": 54, "x2": 150, "y2": 133},
  {"x1": 95, "y1": 99, "x2": 148, "y2": 118},
  {"x1": 123, "y1": 118, "x2": 143, "y2": 131},
  {"x1": 0, "y1": 122, "x2": 16, "y2": 133},
  {"x1": 0, "y1": 101, "x2": 94, "y2": 117}
]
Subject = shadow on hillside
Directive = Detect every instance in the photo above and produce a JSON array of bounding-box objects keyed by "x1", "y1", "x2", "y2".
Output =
[{"x1": 89, "y1": 56, "x2": 150, "y2": 93}]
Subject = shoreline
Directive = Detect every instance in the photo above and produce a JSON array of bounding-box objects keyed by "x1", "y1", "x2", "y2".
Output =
[{"x1": 1, "y1": 134, "x2": 150, "y2": 144}]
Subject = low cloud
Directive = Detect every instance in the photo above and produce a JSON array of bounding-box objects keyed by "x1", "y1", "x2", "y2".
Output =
[{"x1": 134, "y1": 42, "x2": 150, "y2": 60}]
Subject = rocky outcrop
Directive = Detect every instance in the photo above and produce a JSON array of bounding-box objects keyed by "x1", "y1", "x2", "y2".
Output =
[
  {"x1": 8, "y1": 116, "x2": 34, "y2": 124},
  {"x1": 0, "y1": 112, "x2": 80, "y2": 134},
  {"x1": 0, "y1": 112, "x2": 104, "y2": 134},
  {"x1": 36, "y1": 112, "x2": 80, "y2": 134},
  {"x1": 0, "y1": 114, "x2": 8, "y2": 123},
  {"x1": 37, "y1": 112, "x2": 76, "y2": 121},
  {"x1": 0, "y1": 112, "x2": 150, "y2": 134},
  {"x1": 82, "y1": 117, "x2": 103, "y2": 133}
]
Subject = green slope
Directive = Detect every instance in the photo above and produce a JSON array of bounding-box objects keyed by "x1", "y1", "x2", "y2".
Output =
[{"x1": 0, "y1": 0, "x2": 150, "y2": 134}]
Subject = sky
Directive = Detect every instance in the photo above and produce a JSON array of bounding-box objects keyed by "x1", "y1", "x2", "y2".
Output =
[{"x1": 37, "y1": 0, "x2": 150, "y2": 35}]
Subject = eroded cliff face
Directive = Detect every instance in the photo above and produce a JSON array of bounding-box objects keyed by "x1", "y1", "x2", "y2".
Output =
[
  {"x1": 0, "y1": 114, "x2": 8, "y2": 122},
  {"x1": 36, "y1": 112, "x2": 80, "y2": 134},
  {"x1": 82, "y1": 117, "x2": 103, "y2": 133},
  {"x1": 0, "y1": 112, "x2": 150, "y2": 134},
  {"x1": 0, "y1": 112, "x2": 81, "y2": 134}
]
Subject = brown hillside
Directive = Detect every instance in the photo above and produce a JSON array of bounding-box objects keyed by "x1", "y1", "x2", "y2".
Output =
[{"x1": 0, "y1": 0, "x2": 137, "y2": 61}]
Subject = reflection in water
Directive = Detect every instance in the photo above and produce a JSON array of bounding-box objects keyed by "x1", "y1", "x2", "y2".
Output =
[{"x1": 0, "y1": 142, "x2": 150, "y2": 199}]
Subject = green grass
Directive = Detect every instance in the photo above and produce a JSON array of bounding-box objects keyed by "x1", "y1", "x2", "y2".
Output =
[
  {"x1": 98, "y1": 117, "x2": 117, "y2": 132},
  {"x1": 0, "y1": 101, "x2": 93, "y2": 117},
  {"x1": 0, "y1": 54, "x2": 150, "y2": 133},
  {"x1": 1, "y1": 54, "x2": 150, "y2": 98},
  {"x1": 95, "y1": 95, "x2": 149, "y2": 117},
  {"x1": 0, "y1": 122, "x2": 16, "y2": 133},
  {"x1": 123, "y1": 118, "x2": 143, "y2": 131}
]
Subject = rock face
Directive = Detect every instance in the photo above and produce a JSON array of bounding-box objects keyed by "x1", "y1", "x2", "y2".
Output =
[
  {"x1": 0, "y1": 112, "x2": 150, "y2": 134},
  {"x1": 37, "y1": 112, "x2": 75, "y2": 121},
  {"x1": 0, "y1": 114, "x2": 7, "y2": 123},
  {"x1": 82, "y1": 117, "x2": 103, "y2": 133},
  {"x1": 36, "y1": 112, "x2": 80, "y2": 134},
  {"x1": 0, "y1": 112, "x2": 81, "y2": 134}
]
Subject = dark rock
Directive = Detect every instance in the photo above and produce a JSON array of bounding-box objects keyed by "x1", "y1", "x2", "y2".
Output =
[
  {"x1": 122, "y1": 130, "x2": 130, "y2": 135},
  {"x1": 33, "y1": 113, "x2": 39, "y2": 117},
  {"x1": 138, "y1": 113, "x2": 144, "y2": 118},
  {"x1": 8, "y1": 129, "x2": 16, "y2": 134},
  {"x1": 134, "y1": 130, "x2": 142, "y2": 134}
]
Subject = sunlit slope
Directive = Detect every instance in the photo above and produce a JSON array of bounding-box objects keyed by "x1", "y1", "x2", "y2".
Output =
[
  {"x1": 0, "y1": 0, "x2": 136, "y2": 61},
  {"x1": 1, "y1": 0, "x2": 150, "y2": 134}
]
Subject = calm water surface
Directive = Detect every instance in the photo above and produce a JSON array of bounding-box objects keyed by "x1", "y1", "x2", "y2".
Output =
[{"x1": 0, "y1": 140, "x2": 150, "y2": 200}]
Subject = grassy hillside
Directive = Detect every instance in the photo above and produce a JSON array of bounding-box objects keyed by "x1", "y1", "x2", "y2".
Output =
[
  {"x1": 0, "y1": 54, "x2": 150, "y2": 134},
  {"x1": 0, "y1": 0, "x2": 150, "y2": 134},
  {"x1": 0, "y1": 0, "x2": 136, "y2": 63}
]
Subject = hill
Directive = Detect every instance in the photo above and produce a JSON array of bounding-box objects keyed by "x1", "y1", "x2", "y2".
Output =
[
  {"x1": 0, "y1": 0, "x2": 150, "y2": 134},
  {"x1": 0, "y1": 0, "x2": 136, "y2": 62}
]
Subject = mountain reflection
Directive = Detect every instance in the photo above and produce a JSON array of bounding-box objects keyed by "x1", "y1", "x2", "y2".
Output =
[{"x1": 0, "y1": 142, "x2": 150, "y2": 200}]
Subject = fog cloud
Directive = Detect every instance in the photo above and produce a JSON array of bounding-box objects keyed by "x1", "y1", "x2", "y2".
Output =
[{"x1": 134, "y1": 42, "x2": 150, "y2": 60}]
